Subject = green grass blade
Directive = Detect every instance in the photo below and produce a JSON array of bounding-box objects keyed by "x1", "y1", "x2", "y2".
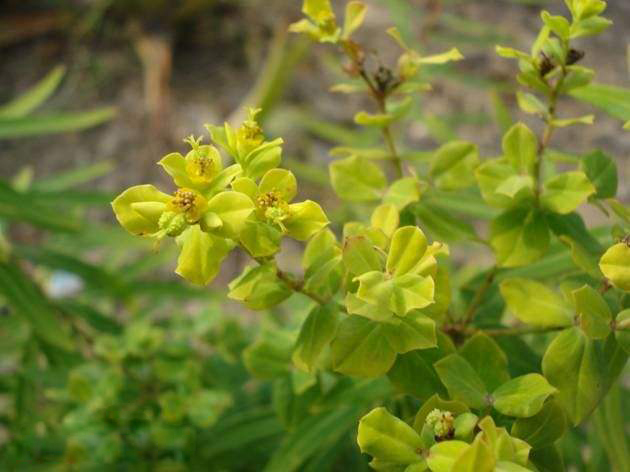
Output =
[
  {"x1": 0, "y1": 107, "x2": 116, "y2": 139},
  {"x1": 0, "y1": 65, "x2": 66, "y2": 119}
]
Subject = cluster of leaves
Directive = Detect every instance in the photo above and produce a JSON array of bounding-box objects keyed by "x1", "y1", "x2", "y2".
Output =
[
  {"x1": 54, "y1": 312, "x2": 242, "y2": 469},
  {"x1": 105, "y1": 0, "x2": 629, "y2": 470}
]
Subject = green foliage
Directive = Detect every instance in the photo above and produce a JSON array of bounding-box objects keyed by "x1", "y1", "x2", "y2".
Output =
[
  {"x1": 107, "y1": 0, "x2": 630, "y2": 469},
  {"x1": 0, "y1": 65, "x2": 115, "y2": 138},
  {"x1": 4, "y1": 0, "x2": 629, "y2": 470}
]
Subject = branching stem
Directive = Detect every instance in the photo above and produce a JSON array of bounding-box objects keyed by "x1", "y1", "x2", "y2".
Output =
[{"x1": 463, "y1": 266, "x2": 497, "y2": 325}]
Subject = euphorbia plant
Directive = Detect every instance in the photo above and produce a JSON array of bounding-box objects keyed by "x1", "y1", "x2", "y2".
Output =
[{"x1": 113, "y1": 0, "x2": 630, "y2": 469}]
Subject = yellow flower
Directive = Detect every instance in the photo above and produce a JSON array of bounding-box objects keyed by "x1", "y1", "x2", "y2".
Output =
[
  {"x1": 183, "y1": 135, "x2": 221, "y2": 184},
  {"x1": 256, "y1": 190, "x2": 291, "y2": 231},
  {"x1": 169, "y1": 188, "x2": 208, "y2": 223}
]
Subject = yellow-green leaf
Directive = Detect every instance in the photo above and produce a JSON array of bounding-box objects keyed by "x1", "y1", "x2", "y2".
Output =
[
  {"x1": 111, "y1": 184, "x2": 170, "y2": 236},
  {"x1": 175, "y1": 225, "x2": 230, "y2": 285},
  {"x1": 500, "y1": 278, "x2": 574, "y2": 328},
  {"x1": 599, "y1": 243, "x2": 630, "y2": 291}
]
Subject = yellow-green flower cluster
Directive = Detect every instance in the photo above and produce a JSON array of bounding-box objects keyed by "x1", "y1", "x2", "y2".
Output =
[{"x1": 111, "y1": 109, "x2": 329, "y2": 285}]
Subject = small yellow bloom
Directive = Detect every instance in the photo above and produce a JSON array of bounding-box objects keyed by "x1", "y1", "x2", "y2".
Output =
[
  {"x1": 256, "y1": 190, "x2": 291, "y2": 231},
  {"x1": 236, "y1": 108, "x2": 264, "y2": 154},
  {"x1": 169, "y1": 188, "x2": 208, "y2": 223}
]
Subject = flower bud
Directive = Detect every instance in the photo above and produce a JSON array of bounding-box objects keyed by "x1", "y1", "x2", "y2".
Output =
[
  {"x1": 425, "y1": 408, "x2": 454, "y2": 439},
  {"x1": 158, "y1": 211, "x2": 188, "y2": 237}
]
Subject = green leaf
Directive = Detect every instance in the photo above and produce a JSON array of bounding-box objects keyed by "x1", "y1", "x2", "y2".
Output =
[
  {"x1": 175, "y1": 225, "x2": 230, "y2": 285},
  {"x1": 569, "y1": 16, "x2": 612, "y2": 38},
  {"x1": 343, "y1": 235, "x2": 383, "y2": 275},
  {"x1": 0, "y1": 261, "x2": 74, "y2": 351},
  {"x1": 243, "y1": 139, "x2": 284, "y2": 180},
  {"x1": 386, "y1": 226, "x2": 428, "y2": 276},
  {"x1": 560, "y1": 66, "x2": 595, "y2": 93},
  {"x1": 475, "y1": 159, "x2": 518, "y2": 208},
  {"x1": 615, "y1": 310, "x2": 630, "y2": 355},
  {"x1": 551, "y1": 115, "x2": 594, "y2": 127},
  {"x1": 342, "y1": 1, "x2": 367, "y2": 39},
  {"x1": 206, "y1": 191, "x2": 255, "y2": 239},
  {"x1": 495, "y1": 175, "x2": 534, "y2": 200},
  {"x1": 303, "y1": 228, "x2": 337, "y2": 268},
  {"x1": 0, "y1": 181, "x2": 80, "y2": 232},
  {"x1": 0, "y1": 107, "x2": 116, "y2": 139},
  {"x1": 542, "y1": 327, "x2": 601, "y2": 425},
  {"x1": 187, "y1": 390, "x2": 233, "y2": 429},
  {"x1": 355, "y1": 271, "x2": 434, "y2": 316},
  {"x1": 558, "y1": 235, "x2": 601, "y2": 276},
  {"x1": 500, "y1": 278, "x2": 574, "y2": 328},
  {"x1": 416, "y1": 48, "x2": 464, "y2": 64},
  {"x1": 426, "y1": 441, "x2": 469, "y2": 472},
  {"x1": 385, "y1": 312, "x2": 437, "y2": 353},
  {"x1": 459, "y1": 333, "x2": 510, "y2": 391},
  {"x1": 345, "y1": 292, "x2": 393, "y2": 322},
  {"x1": 529, "y1": 445, "x2": 565, "y2": 472},
  {"x1": 331, "y1": 315, "x2": 397, "y2": 377},
  {"x1": 292, "y1": 304, "x2": 339, "y2": 372},
  {"x1": 494, "y1": 462, "x2": 532, "y2": 472},
  {"x1": 243, "y1": 330, "x2": 294, "y2": 378},
  {"x1": 546, "y1": 211, "x2": 602, "y2": 254},
  {"x1": 0, "y1": 65, "x2": 65, "y2": 118},
  {"x1": 240, "y1": 220, "x2": 282, "y2": 257},
  {"x1": 354, "y1": 111, "x2": 394, "y2": 127},
  {"x1": 490, "y1": 207, "x2": 550, "y2": 267},
  {"x1": 580, "y1": 150, "x2": 617, "y2": 199},
  {"x1": 412, "y1": 202, "x2": 478, "y2": 242},
  {"x1": 502, "y1": 123, "x2": 537, "y2": 175},
  {"x1": 451, "y1": 435, "x2": 495, "y2": 471},
  {"x1": 357, "y1": 407, "x2": 424, "y2": 464},
  {"x1": 111, "y1": 184, "x2": 170, "y2": 236},
  {"x1": 453, "y1": 413, "x2": 479, "y2": 441},
  {"x1": 569, "y1": 83, "x2": 630, "y2": 122},
  {"x1": 516, "y1": 91, "x2": 547, "y2": 116},
  {"x1": 302, "y1": 0, "x2": 335, "y2": 22},
  {"x1": 433, "y1": 354, "x2": 488, "y2": 409},
  {"x1": 573, "y1": 285, "x2": 612, "y2": 339},
  {"x1": 511, "y1": 400, "x2": 567, "y2": 449},
  {"x1": 371, "y1": 204, "x2": 399, "y2": 238},
  {"x1": 599, "y1": 243, "x2": 630, "y2": 291},
  {"x1": 496, "y1": 46, "x2": 533, "y2": 63},
  {"x1": 303, "y1": 229, "x2": 342, "y2": 299},
  {"x1": 387, "y1": 349, "x2": 447, "y2": 402},
  {"x1": 304, "y1": 253, "x2": 343, "y2": 300},
  {"x1": 492, "y1": 374, "x2": 557, "y2": 418},
  {"x1": 384, "y1": 177, "x2": 424, "y2": 210},
  {"x1": 430, "y1": 141, "x2": 479, "y2": 190},
  {"x1": 285, "y1": 200, "x2": 329, "y2": 240},
  {"x1": 228, "y1": 264, "x2": 291, "y2": 310},
  {"x1": 330, "y1": 156, "x2": 387, "y2": 201},
  {"x1": 540, "y1": 10, "x2": 570, "y2": 39}
]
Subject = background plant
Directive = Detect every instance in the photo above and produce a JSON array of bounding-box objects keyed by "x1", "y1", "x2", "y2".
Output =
[
  {"x1": 106, "y1": 1, "x2": 630, "y2": 470},
  {"x1": 2, "y1": 0, "x2": 630, "y2": 470}
]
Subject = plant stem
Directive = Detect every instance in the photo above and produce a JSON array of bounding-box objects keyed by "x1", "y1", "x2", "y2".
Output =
[
  {"x1": 378, "y1": 102, "x2": 404, "y2": 179},
  {"x1": 462, "y1": 266, "x2": 497, "y2": 325},
  {"x1": 273, "y1": 265, "x2": 327, "y2": 305},
  {"x1": 247, "y1": 251, "x2": 342, "y2": 309},
  {"x1": 535, "y1": 65, "x2": 568, "y2": 199},
  {"x1": 342, "y1": 40, "x2": 404, "y2": 178}
]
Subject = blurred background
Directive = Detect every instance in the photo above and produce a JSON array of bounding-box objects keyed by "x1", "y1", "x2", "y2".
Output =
[{"x1": 0, "y1": 0, "x2": 629, "y2": 470}]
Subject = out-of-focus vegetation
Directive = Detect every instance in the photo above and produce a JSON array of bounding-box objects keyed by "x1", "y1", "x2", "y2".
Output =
[{"x1": 1, "y1": 0, "x2": 629, "y2": 470}]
